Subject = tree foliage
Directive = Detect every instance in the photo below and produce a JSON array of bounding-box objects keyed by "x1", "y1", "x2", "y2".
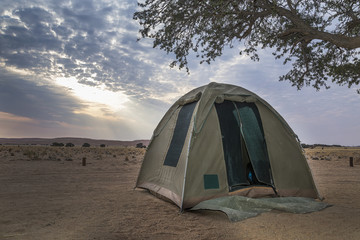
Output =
[
  {"x1": 82, "y1": 143, "x2": 91, "y2": 148},
  {"x1": 136, "y1": 142, "x2": 146, "y2": 148},
  {"x1": 134, "y1": 0, "x2": 360, "y2": 92},
  {"x1": 51, "y1": 142, "x2": 64, "y2": 147},
  {"x1": 65, "y1": 143, "x2": 75, "y2": 147}
]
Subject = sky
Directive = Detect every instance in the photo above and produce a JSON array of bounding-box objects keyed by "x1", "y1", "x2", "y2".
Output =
[{"x1": 0, "y1": 0, "x2": 359, "y2": 146}]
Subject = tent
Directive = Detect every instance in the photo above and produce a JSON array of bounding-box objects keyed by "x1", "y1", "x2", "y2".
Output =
[{"x1": 136, "y1": 82, "x2": 320, "y2": 210}]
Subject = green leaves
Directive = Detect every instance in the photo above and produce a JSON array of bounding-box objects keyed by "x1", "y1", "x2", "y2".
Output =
[{"x1": 134, "y1": 0, "x2": 360, "y2": 92}]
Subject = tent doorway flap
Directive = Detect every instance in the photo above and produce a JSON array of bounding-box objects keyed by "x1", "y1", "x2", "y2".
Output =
[{"x1": 215, "y1": 100, "x2": 273, "y2": 191}]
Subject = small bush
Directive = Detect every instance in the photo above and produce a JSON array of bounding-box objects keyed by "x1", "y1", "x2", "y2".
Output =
[
  {"x1": 136, "y1": 143, "x2": 146, "y2": 148},
  {"x1": 51, "y1": 142, "x2": 64, "y2": 147},
  {"x1": 65, "y1": 143, "x2": 75, "y2": 147}
]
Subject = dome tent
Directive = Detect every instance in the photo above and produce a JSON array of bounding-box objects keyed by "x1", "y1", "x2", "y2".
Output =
[{"x1": 136, "y1": 82, "x2": 320, "y2": 210}]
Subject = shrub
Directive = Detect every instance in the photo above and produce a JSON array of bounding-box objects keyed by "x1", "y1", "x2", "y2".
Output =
[
  {"x1": 136, "y1": 143, "x2": 146, "y2": 148},
  {"x1": 82, "y1": 143, "x2": 91, "y2": 147},
  {"x1": 65, "y1": 143, "x2": 75, "y2": 147},
  {"x1": 51, "y1": 142, "x2": 64, "y2": 147}
]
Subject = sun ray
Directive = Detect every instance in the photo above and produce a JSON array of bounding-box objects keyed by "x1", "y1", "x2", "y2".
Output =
[{"x1": 55, "y1": 77, "x2": 129, "y2": 115}]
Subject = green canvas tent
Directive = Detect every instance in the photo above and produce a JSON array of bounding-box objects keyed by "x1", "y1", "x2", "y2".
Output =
[{"x1": 136, "y1": 82, "x2": 320, "y2": 210}]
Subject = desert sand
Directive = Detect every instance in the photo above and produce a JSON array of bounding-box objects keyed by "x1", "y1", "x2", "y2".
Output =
[{"x1": 1, "y1": 145, "x2": 360, "y2": 240}]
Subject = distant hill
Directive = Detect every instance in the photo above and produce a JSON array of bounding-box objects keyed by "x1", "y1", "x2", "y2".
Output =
[{"x1": 0, "y1": 137, "x2": 150, "y2": 147}]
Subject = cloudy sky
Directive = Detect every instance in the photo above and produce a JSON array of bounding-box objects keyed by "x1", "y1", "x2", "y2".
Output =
[{"x1": 0, "y1": 0, "x2": 359, "y2": 145}]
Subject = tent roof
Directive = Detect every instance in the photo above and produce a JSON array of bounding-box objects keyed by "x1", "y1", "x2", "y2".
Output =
[{"x1": 154, "y1": 82, "x2": 297, "y2": 140}]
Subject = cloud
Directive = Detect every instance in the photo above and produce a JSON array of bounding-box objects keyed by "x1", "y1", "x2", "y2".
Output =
[
  {"x1": 0, "y1": 71, "x2": 157, "y2": 140},
  {"x1": 0, "y1": 0, "x2": 197, "y2": 141},
  {"x1": 0, "y1": 0, "x2": 176, "y2": 100},
  {"x1": 0, "y1": 71, "x2": 85, "y2": 122}
]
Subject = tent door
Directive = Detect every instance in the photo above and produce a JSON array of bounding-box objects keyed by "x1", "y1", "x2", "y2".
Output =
[{"x1": 215, "y1": 101, "x2": 273, "y2": 191}]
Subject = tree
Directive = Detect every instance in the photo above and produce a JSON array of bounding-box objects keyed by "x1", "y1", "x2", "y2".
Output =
[
  {"x1": 136, "y1": 143, "x2": 146, "y2": 148},
  {"x1": 65, "y1": 143, "x2": 75, "y2": 147},
  {"x1": 51, "y1": 142, "x2": 64, "y2": 147},
  {"x1": 134, "y1": 0, "x2": 360, "y2": 92}
]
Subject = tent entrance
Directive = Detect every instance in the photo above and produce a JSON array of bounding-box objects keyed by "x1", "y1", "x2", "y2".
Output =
[{"x1": 215, "y1": 101, "x2": 273, "y2": 192}]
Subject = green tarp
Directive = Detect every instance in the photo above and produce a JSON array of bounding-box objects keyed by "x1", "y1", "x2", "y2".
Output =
[{"x1": 191, "y1": 196, "x2": 330, "y2": 222}]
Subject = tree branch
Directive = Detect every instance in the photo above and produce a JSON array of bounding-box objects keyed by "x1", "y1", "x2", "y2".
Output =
[{"x1": 257, "y1": 1, "x2": 360, "y2": 49}]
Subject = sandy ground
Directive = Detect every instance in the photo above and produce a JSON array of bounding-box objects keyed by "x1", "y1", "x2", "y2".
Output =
[{"x1": 1, "y1": 145, "x2": 360, "y2": 240}]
